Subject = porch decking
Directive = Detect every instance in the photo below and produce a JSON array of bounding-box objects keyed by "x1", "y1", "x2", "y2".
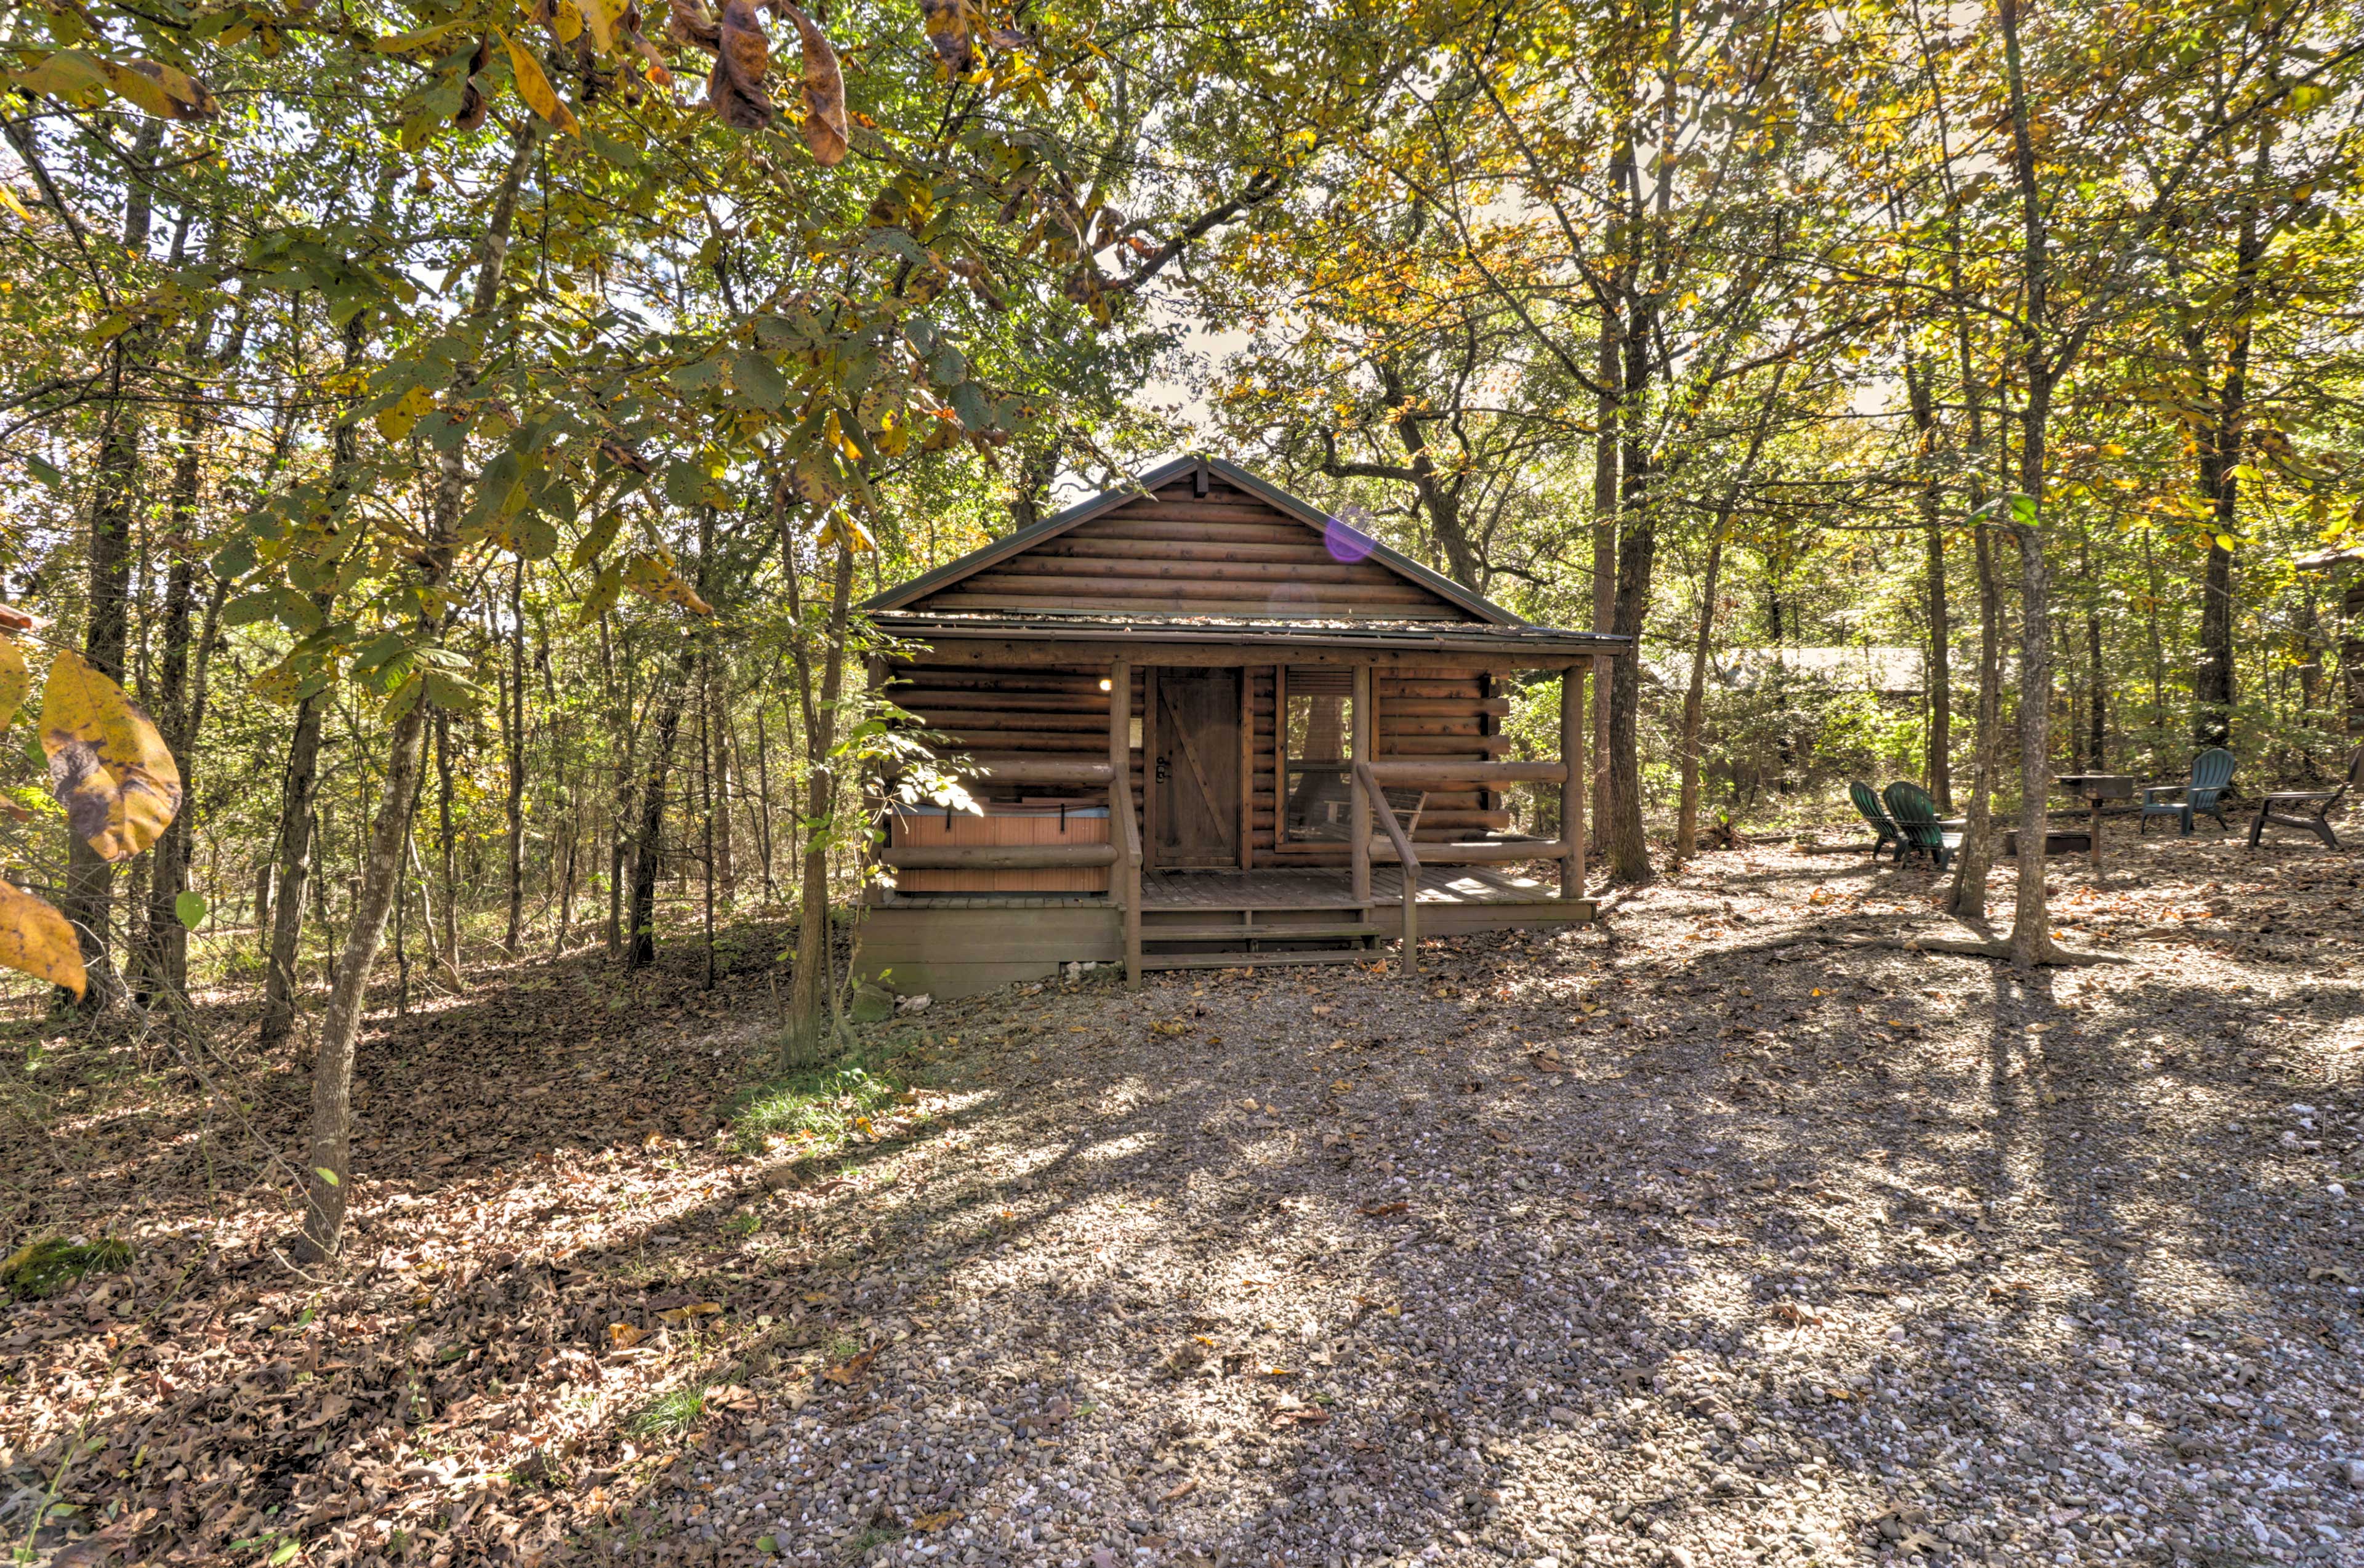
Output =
[
  {"x1": 859, "y1": 863, "x2": 1594, "y2": 997},
  {"x1": 1142, "y1": 864, "x2": 1570, "y2": 909}
]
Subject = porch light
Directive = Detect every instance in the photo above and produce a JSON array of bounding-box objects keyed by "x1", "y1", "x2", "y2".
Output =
[{"x1": 1098, "y1": 678, "x2": 1112, "y2": 691}]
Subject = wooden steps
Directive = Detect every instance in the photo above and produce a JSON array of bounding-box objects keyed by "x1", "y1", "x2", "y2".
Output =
[
  {"x1": 1143, "y1": 920, "x2": 1381, "y2": 942},
  {"x1": 1141, "y1": 948, "x2": 1383, "y2": 971},
  {"x1": 1139, "y1": 898, "x2": 1385, "y2": 970}
]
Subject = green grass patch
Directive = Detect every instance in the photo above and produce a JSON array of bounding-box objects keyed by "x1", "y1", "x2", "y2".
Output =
[
  {"x1": 626, "y1": 1383, "x2": 707, "y2": 1440},
  {"x1": 2, "y1": 1236, "x2": 132, "y2": 1299},
  {"x1": 728, "y1": 1054, "x2": 906, "y2": 1156}
]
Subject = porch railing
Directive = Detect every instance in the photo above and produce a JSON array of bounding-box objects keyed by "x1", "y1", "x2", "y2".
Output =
[{"x1": 1353, "y1": 761, "x2": 1424, "y2": 975}]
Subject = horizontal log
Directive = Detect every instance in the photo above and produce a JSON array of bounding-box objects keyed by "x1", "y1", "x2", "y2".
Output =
[
  {"x1": 1367, "y1": 760, "x2": 1569, "y2": 784},
  {"x1": 888, "y1": 686, "x2": 1120, "y2": 709},
  {"x1": 886, "y1": 757, "x2": 1116, "y2": 786},
  {"x1": 886, "y1": 672, "x2": 1112, "y2": 694},
  {"x1": 1068, "y1": 518, "x2": 1328, "y2": 546},
  {"x1": 882, "y1": 843, "x2": 1119, "y2": 870},
  {"x1": 1035, "y1": 537, "x2": 1356, "y2": 567},
  {"x1": 1415, "y1": 838, "x2": 1572, "y2": 863},
  {"x1": 1100, "y1": 499, "x2": 1299, "y2": 525},
  {"x1": 1378, "y1": 718, "x2": 1495, "y2": 737},
  {"x1": 1383, "y1": 735, "x2": 1513, "y2": 755},
  {"x1": 988, "y1": 554, "x2": 1399, "y2": 587},
  {"x1": 922, "y1": 730, "x2": 1112, "y2": 753},
  {"x1": 905, "y1": 708, "x2": 1112, "y2": 732},
  {"x1": 917, "y1": 592, "x2": 1452, "y2": 619},
  {"x1": 1379, "y1": 685, "x2": 1489, "y2": 701},
  {"x1": 956, "y1": 573, "x2": 1442, "y2": 605},
  {"x1": 1377, "y1": 698, "x2": 1511, "y2": 717}
]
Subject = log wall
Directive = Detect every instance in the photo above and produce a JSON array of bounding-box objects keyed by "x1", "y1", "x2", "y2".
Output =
[
  {"x1": 883, "y1": 660, "x2": 1128, "y2": 892},
  {"x1": 901, "y1": 473, "x2": 1484, "y2": 622}
]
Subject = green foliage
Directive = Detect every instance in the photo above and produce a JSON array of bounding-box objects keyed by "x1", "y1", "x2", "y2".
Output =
[
  {"x1": 625, "y1": 1383, "x2": 707, "y2": 1439},
  {"x1": 1, "y1": 1236, "x2": 133, "y2": 1299},
  {"x1": 729, "y1": 1056, "x2": 904, "y2": 1154}
]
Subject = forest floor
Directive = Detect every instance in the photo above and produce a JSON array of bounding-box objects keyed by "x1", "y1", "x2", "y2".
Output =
[{"x1": 3, "y1": 827, "x2": 2362, "y2": 1568}]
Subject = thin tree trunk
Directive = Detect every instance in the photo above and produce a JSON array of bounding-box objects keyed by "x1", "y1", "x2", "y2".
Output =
[
  {"x1": 1674, "y1": 528, "x2": 1724, "y2": 865},
  {"x1": 502, "y1": 557, "x2": 526, "y2": 955},
  {"x1": 753, "y1": 700, "x2": 778, "y2": 899},
  {"x1": 300, "y1": 119, "x2": 539, "y2": 1261},
  {"x1": 1589, "y1": 303, "x2": 1618, "y2": 846},
  {"x1": 259, "y1": 699, "x2": 324, "y2": 1050},
  {"x1": 627, "y1": 656, "x2": 691, "y2": 968},
  {"x1": 435, "y1": 708, "x2": 461, "y2": 980},
  {"x1": 784, "y1": 533, "x2": 858, "y2": 1066},
  {"x1": 2085, "y1": 532, "x2": 2105, "y2": 769},
  {"x1": 1945, "y1": 523, "x2": 2006, "y2": 920}
]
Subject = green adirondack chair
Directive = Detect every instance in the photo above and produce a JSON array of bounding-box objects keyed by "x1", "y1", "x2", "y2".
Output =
[
  {"x1": 1883, "y1": 781, "x2": 1963, "y2": 870},
  {"x1": 1849, "y1": 780, "x2": 1904, "y2": 861},
  {"x1": 2141, "y1": 748, "x2": 2236, "y2": 836}
]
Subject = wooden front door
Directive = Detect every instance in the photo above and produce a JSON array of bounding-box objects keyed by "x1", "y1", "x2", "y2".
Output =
[{"x1": 1151, "y1": 669, "x2": 1240, "y2": 867}]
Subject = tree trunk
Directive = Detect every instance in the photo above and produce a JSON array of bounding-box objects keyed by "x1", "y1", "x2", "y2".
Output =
[
  {"x1": 2189, "y1": 132, "x2": 2267, "y2": 752},
  {"x1": 299, "y1": 119, "x2": 539, "y2": 1261},
  {"x1": 1673, "y1": 528, "x2": 1723, "y2": 865},
  {"x1": 502, "y1": 558, "x2": 527, "y2": 955},
  {"x1": 626, "y1": 657, "x2": 691, "y2": 968},
  {"x1": 1604, "y1": 294, "x2": 1655, "y2": 885},
  {"x1": 1945, "y1": 522, "x2": 2006, "y2": 920},
  {"x1": 784, "y1": 536, "x2": 858, "y2": 1066},
  {"x1": 2085, "y1": 534, "x2": 2105, "y2": 769},
  {"x1": 259, "y1": 699, "x2": 324, "y2": 1050},
  {"x1": 60, "y1": 119, "x2": 167, "y2": 1011},
  {"x1": 1589, "y1": 305, "x2": 1618, "y2": 846},
  {"x1": 1922, "y1": 481, "x2": 1952, "y2": 808},
  {"x1": 434, "y1": 708, "x2": 462, "y2": 981}
]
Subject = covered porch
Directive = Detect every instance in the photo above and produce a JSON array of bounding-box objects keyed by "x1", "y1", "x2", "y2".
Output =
[{"x1": 861, "y1": 621, "x2": 1623, "y2": 995}]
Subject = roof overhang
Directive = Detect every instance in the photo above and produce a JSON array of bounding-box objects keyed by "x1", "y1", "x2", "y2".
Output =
[{"x1": 872, "y1": 610, "x2": 1629, "y2": 667}]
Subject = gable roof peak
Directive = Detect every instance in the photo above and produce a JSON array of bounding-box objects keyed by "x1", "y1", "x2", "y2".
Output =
[{"x1": 863, "y1": 455, "x2": 1519, "y2": 626}]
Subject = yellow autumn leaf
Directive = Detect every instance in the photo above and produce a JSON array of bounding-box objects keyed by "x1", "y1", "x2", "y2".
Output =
[
  {"x1": 0, "y1": 880, "x2": 85, "y2": 998},
  {"x1": 622, "y1": 551, "x2": 714, "y2": 616},
  {"x1": 0, "y1": 183, "x2": 33, "y2": 223},
  {"x1": 40, "y1": 649, "x2": 182, "y2": 862},
  {"x1": 577, "y1": 0, "x2": 617, "y2": 52},
  {"x1": 498, "y1": 28, "x2": 580, "y2": 134},
  {"x1": 606, "y1": 1321, "x2": 646, "y2": 1349},
  {"x1": 0, "y1": 638, "x2": 27, "y2": 730}
]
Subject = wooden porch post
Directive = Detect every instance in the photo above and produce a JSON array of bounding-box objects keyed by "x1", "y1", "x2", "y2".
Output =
[
  {"x1": 1351, "y1": 664, "x2": 1372, "y2": 905},
  {"x1": 1110, "y1": 660, "x2": 1140, "y2": 987},
  {"x1": 1561, "y1": 661, "x2": 1585, "y2": 898}
]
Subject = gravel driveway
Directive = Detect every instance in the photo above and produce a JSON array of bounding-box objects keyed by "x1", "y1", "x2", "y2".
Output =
[{"x1": 649, "y1": 838, "x2": 2364, "y2": 1568}]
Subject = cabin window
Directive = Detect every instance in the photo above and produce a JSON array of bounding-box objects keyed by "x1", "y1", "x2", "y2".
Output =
[{"x1": 1282, "y1": 667, "x2": 1355, "y2": 842}]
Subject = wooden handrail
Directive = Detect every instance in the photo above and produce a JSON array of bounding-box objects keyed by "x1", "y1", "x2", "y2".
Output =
[{"x1": 1353, "y1": 762, "x2": 1420, "y2": 976}]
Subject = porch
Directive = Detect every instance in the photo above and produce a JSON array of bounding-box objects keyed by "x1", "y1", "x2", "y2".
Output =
[{"x1": 858, "y1": 859, "x2": 1601, "y2": 997}]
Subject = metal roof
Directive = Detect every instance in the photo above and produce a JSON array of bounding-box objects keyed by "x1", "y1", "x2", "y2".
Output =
[{"x1": 861, "y1": 456, "x2": 1520, "y2": 626}]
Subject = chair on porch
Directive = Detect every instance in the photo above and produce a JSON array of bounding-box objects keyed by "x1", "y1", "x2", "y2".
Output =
[
  {"x1": 1849, "y1": 781, "x2": 1905, "y2": 861},
  {"x1": 2248, "y1": 742, "x2": 2364, "y2": 850},
  {"x1": 1883, "y1": 781, "x2": 1962, "y2": 870},
  {"x1": 2141, "y1": 747, "x2": 2236, "y2": 835}
]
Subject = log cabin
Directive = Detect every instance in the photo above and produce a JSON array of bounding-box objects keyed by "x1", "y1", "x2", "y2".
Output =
[{"x1": 856, "y1": 456, "x2": 1631, "y2": 998}]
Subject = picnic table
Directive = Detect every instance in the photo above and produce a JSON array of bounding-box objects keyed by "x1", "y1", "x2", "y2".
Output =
[{"x1": 2056, "y1": 773, "x2": 2134, "y2": 870}]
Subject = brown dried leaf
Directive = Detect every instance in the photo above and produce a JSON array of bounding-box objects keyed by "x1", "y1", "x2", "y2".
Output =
[
  {"x1": 919, "y1": 0, "x2": 973, "y2": 74},
  {"x1": 779, "y1": 2, "x2": 846, "y2": 164}
]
